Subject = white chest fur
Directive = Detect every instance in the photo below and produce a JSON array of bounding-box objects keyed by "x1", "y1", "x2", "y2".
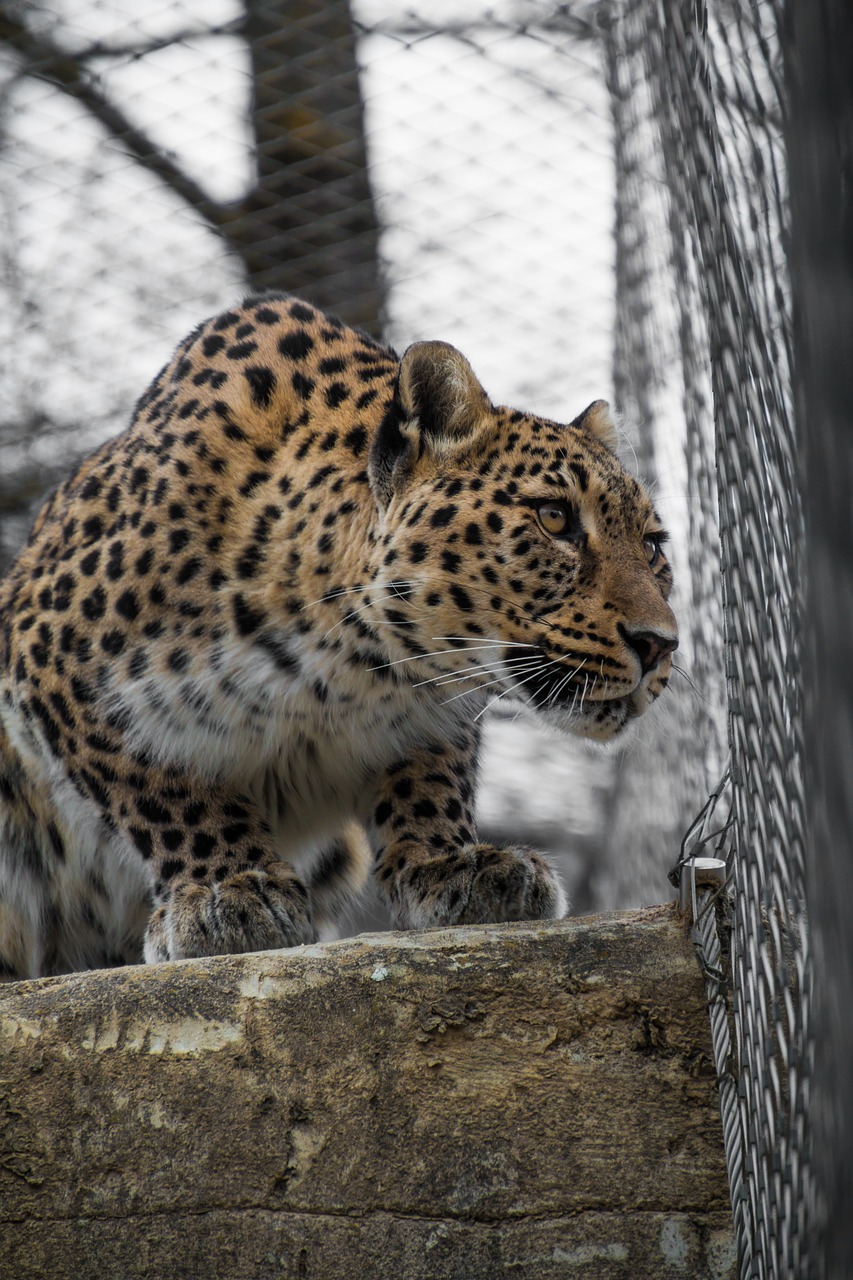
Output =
[{"x1": 101, "y1": 630, "x2": 471, "y2": 850}]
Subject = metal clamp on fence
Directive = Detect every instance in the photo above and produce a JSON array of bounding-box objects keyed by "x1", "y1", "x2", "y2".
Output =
[
  {"x1": 675, "y1": 855, "x2": 728, "y2": 923},
  {"x1": 668, "y1": 768, "x2": 733, "y2": 924}
]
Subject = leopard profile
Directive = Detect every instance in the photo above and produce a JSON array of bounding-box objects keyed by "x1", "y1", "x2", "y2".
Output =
[{"x1": 0, "y1": 295, "x2": 677, "y2": 978}]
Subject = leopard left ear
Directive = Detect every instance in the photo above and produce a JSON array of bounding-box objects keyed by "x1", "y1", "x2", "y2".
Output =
[
  {"x1": 369, "y1": 341, "x2": 491, "y2": 507},
  {"x1": 397, "y1": 341, "x2": 491, "y2": 450},
  {"x1": 571, "y1": 399, "x2": 619, "y2": 451}
]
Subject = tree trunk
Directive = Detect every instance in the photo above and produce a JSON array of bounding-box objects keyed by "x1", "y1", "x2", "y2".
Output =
[
  {"x1": 0, "y1": 0, "x2": 386, "y2": 335},
  {"x1": 233, "y1": 0, "x2": 385, "y2": 334},
  {"x1": 1, "y1": 905, "x2": 735, "y2": 1279}
]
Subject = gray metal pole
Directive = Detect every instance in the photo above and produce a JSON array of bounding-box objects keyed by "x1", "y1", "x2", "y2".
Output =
[{"x1": 784, "y1": 2, "x2": 853, "y2": 1272}]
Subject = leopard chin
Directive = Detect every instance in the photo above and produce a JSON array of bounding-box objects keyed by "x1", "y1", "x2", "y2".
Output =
[
  {"x1": 535, "y1": 670, "x2": 673, "y2": 741},
  {"x1": 496, "y1": 643, "x2": 671, "y2": 743},
  {"x1": 540, "y1": 695, "x2": 633, "y2": 742}
]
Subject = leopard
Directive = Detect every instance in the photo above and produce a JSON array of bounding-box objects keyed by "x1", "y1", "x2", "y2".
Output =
[{"x1": 0, "y1": 293, "x2": 677, "y2": 979}]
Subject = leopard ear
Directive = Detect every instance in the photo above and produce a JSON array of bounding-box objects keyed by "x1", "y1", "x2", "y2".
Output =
[
  {"x1": 571, "y1": 399, "x2": 619, "y2": 451},
  {"x1": 397, "y1": 341, "x2": 491, "y2": 450},
  {"x1": 369, "y1": 341, "x2": 491, "y2": 507}
]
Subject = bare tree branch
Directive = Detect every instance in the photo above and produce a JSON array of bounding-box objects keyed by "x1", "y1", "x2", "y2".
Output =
[
  {"x1": 0, "y1": 0, "x2": 386, "y2": 328},
  {"x1": 352, "y1": 8, "x2": 598, "y2": 42},
  {"x1": 72, "y1": 19, "x2": 246, "y2": 63},
  {"x1": 0, "y1": 5, "x2": 235, "y2": 248}
]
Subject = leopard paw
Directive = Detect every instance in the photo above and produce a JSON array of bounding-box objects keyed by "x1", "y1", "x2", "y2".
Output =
[
  {"x1": 389, "y1": 842, "x2": 566, "y2": 929},
  {"x1": 143, "y1": 866, "x2": 317, "y2": 962},
  {"x1": 457, "y1": 843, "x2": 567, "y2": 924}
]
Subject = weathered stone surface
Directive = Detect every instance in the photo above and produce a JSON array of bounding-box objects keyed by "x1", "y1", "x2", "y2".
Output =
[{"x1": 1, "y1": 904, "x2": 736, "y2": 1279}]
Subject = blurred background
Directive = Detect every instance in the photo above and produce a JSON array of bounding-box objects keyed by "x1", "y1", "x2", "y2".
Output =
[{"x1": 0, "y1": 0, "x2": 730, "y2": 926}]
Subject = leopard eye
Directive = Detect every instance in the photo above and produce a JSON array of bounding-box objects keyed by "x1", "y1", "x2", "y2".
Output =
[
  {"x1": 535, "y1": 500, "x2": 575, "y2": 538},
  {"x1": 643, "y1": 533, "x2": 663, "y2": 567}
]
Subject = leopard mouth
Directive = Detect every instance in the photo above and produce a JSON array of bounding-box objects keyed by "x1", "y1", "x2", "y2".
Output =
[{"x1": 502, "y1": 644, "x2": 634, "y2": 711}]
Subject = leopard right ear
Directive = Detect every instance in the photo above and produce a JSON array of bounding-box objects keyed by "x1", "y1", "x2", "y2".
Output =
[
  {"x1": 369, "y1": 341, "x2": 491, "y2": 506},
  {"x1": 571, "y1": 400, "x2": 619, "y2": 452}
]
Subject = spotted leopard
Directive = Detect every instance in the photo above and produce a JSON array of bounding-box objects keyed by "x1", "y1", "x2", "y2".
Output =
[{"x1": 0, "y1": 294, "x2": 677, "y2": 978}]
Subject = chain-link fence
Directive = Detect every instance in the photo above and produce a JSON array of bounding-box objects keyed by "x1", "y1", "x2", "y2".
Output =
[
  {"x1": 1, "y1": 0, "x2": 849, "y2": 1275},
  {"x1": 609, "y1": 2, "x2": 818, "y2": 1276}
]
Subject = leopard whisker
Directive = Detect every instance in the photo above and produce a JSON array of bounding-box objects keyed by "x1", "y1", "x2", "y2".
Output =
[
  {"x1": 396, "y1": 575, "x2": 559, "y2": 637},
  {"x1": 474, "y1": 695, "x2": 503, "y2": 723},
  {"x1": 671, "y1": 663, "x2": 708, "y2": 703},
  {"x1": 367, "y1": 641, "x2": 510, "y2": 674},
  {"x1": 543, "y1": 660, "x2": 586, "y2": 710},
  {"x1": 578, "y1": 674, "x2": 591, "y2": 716},
  {"x1": 438, "y1": 669, "x2": 534, "y2": 708},
  {"x1": 412, "y1": 655, "x2": 547, "y2": 692},
  {"x1": 472, "y1": 665, "x2": 555, "y2": 722},
  {"x1": 302, "y1": 580, "x2": 422, "y2": 610},
  {"x1": 505, "y1": 655, "x2": 584, "y2": 722},
  {"x1": 313, "y1": 578, "x2": 545, "y2": 640},
  {"x1": 430, "y1": 636, "x2": 534, "y2": 647},
  {"x1": 417, "y1": 654, "x2": 539, "y2": 682},
  {"x1": 436, "y1": 654, "x2": 558, "y2": 708},
  {"x1": 435, "y1": 634, "x2": 589, "y2": 673},
  {"x1": 319, "y1": 588, "x2": 424, "y2": 642},
  {"x1": 367, "y1": 635, "x2": 545, "y2": 675}
]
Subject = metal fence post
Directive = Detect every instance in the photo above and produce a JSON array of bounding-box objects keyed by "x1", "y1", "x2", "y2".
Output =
[{"x1": 784, "y1": 1, "x2": 853, "y2": 1271}]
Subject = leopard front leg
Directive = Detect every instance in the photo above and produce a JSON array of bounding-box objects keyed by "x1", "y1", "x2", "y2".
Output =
[
  {"x1": 114, "y1": 767, "x2": 317, "y2": 962},
  {"x1": 367, "y1": 728, "x2": 567, "y2": 929}
]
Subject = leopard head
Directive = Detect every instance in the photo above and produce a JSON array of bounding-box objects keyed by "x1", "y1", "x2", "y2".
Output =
[{"x1": 367, "y1": 340, "x2": 677, "y2": 740}]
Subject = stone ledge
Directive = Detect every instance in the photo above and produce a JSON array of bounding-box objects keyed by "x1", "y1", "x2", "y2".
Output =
[{"x1": 0, "y1": 904, "x2": 736, "y2": 1279}]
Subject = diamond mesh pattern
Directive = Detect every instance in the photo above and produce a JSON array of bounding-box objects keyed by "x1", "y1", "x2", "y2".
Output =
[{"x1": 617, "y1": 0, "x2": 817, "y2": 1274}]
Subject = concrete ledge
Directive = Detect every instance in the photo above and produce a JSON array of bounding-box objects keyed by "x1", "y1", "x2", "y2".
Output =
[{"x1": 1, "y1": 904, "x2": 736, "y2": 1279}]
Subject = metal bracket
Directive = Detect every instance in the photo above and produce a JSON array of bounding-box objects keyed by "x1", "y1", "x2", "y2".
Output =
[{"x1": 677, "y1": 854, "x2": 728, "y2": 923}]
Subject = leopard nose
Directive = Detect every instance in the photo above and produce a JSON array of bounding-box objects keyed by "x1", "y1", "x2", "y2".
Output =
[{"x1": 623, "y1": 627, "x2": 679, "y2": 676}]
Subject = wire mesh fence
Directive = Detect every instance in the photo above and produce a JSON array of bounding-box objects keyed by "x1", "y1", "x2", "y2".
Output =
[
  {"x1": 612, "y1": 1, "x2": 817, "y2": 1274},
  {"x1": 0, "y1": 0, "x2": 845, "y2": 1274}
]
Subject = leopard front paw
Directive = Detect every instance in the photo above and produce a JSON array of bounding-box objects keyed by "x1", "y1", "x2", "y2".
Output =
[
  {"x1": 390, "y1": 843, "x2": 567, "y2": 929},
  {"x1": 459, "y1": 843, "x2": 567, "y2": 925},
  {"x1": 143, "y1": 867, "x2": 318, "y2": 962}
]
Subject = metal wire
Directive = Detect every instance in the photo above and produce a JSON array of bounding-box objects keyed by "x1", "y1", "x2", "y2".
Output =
[
  {"x1": 639, "y1": 1, "x2": 817, "y2": 1273},
  {"x1": 593, "y1": 0, "x2": 728, "y2": 911}
]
